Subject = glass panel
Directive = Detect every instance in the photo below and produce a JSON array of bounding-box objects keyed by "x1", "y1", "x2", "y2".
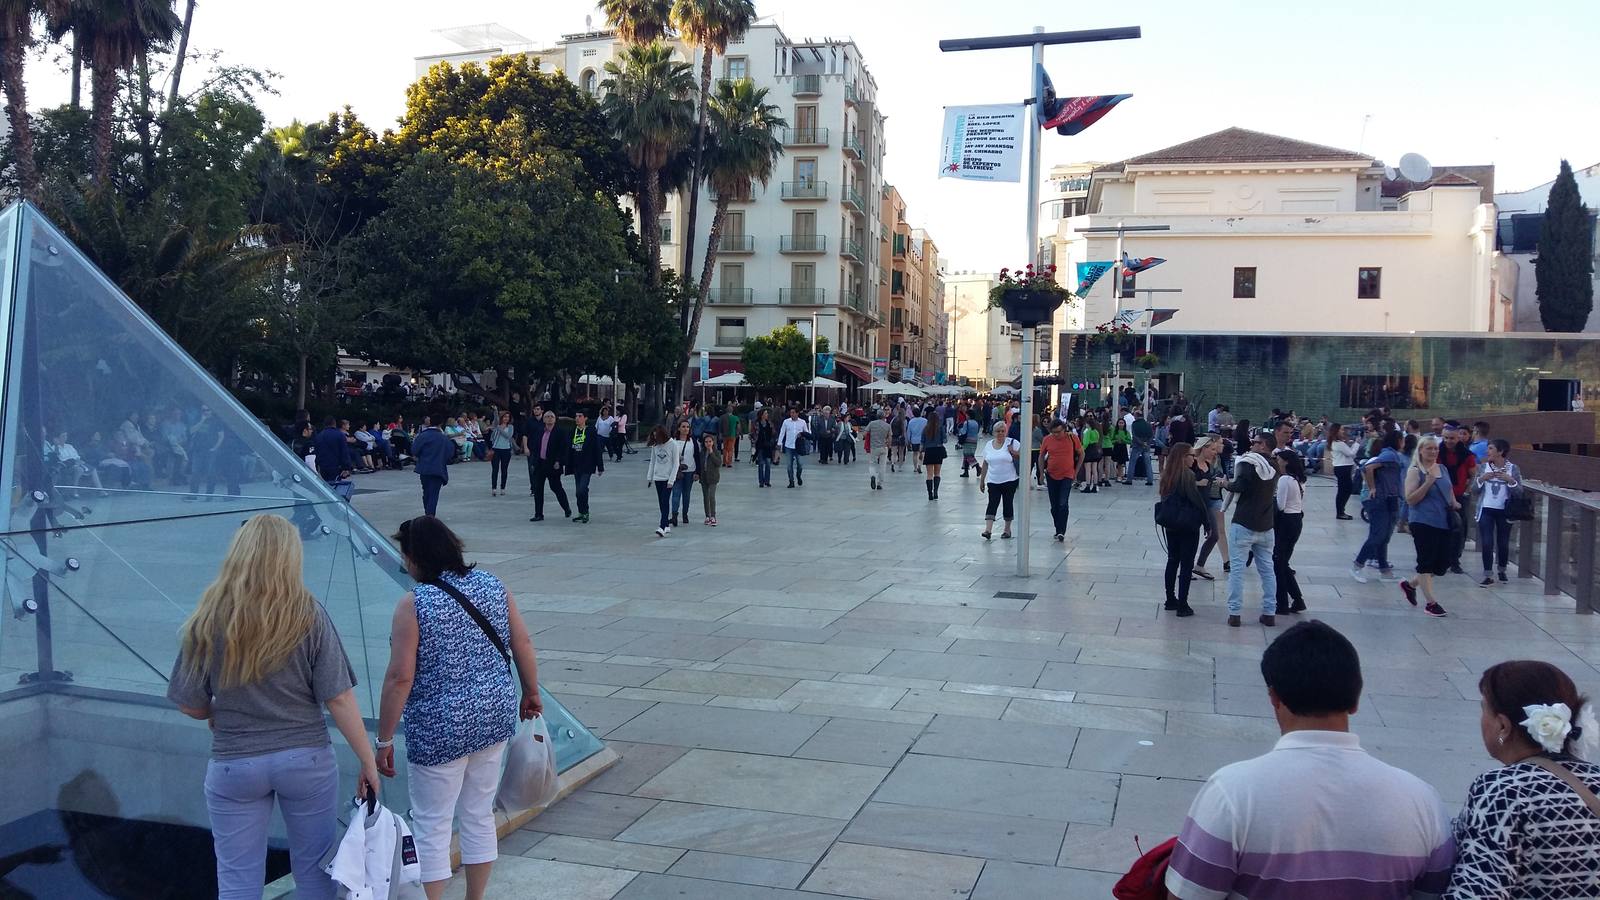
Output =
[{"x1": 0, "y1": 202, "x2": 606, "y2": 894}]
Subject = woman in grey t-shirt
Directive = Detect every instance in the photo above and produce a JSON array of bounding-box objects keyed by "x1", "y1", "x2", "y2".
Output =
[{"x1": 168, "y1": 514, "x2": 379, "y2": 900}]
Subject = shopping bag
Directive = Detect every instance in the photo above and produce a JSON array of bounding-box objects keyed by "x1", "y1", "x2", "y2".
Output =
[
  {"x1": 321, "y1": 792, "x2": 426, "y2": 900},
  {"x1": 495, "y1": 715, "x2": 559, "y2": 812}
]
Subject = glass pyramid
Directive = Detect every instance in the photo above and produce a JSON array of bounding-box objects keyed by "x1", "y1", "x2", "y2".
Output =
[{"x1": 0, "y1": 202, "x2": 602, "y2": 888}]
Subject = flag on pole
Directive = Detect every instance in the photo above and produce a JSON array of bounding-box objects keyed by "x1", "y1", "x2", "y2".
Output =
[
  {"x1": 1075, "y1": 260, "x2": 1113, "y2": 295},
  {"x1": 816, "y1": 352, "x2": 835, "y2": 376},
  {"x1": 1121, "y1": 251, "x2": 1166, "y2": 274},
  {"x1": 1148, "y1": 309, "x2": 1179, "y2": 328},
  {"x1": 1041, "y1": 93, "x2": 1133, "y2": 135}
]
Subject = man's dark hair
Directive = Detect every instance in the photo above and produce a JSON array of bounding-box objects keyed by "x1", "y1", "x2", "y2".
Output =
[
  {"x1": 1491, "y1": 438, "x2": 1511, "y2": 457},
  {"x1": 1381, "y1": 429, "x2": 1403, "y2": 452},
  {"x1": 323, "y1": 417, "x2": 337, "y2": 428},
  {"x1": 1474, "y1": 421, "x2": 1491, "y2": 437},
  {"x1": 1260, "y1": 620, "x2": 1363, "y2": 716}
]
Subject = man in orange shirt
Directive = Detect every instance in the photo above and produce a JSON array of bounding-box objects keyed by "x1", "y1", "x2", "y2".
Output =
[{"x1": 1040, "y1": 419, "x2": 1083, "y2": 542}]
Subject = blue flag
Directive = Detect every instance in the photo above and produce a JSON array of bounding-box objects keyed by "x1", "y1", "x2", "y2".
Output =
[{"x1": 1076, "y1": 260, "x2": 1113, "y2": 295}]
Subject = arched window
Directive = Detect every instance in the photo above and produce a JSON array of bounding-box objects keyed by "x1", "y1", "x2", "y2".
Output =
[{"x1": 581, "y1": 69, "x2": 597, "y2": 96}]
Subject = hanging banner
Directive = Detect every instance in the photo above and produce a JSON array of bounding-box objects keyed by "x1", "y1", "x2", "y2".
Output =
[
  {"x1": 816, "y1": 352, "x2": 835, "y2": 377},
  {"x1": 901, "y1": 366, "x2": 917, "y2": 382},
  {"x1": 938, "y1": 104, "x2": 1024, "y2": 183},
  {"x1": 872, "y1": 357, "x2": 888, "y2": 379},
  {"x1": 1075, "y1": 260, "x2": 1113, "y2": 295},
  {"x1": 1041, "y1": 92, "x2": 1133, "y2": 135},
  {"x1": 699, "y1": 349, "x2": 710, "y2": 382}
]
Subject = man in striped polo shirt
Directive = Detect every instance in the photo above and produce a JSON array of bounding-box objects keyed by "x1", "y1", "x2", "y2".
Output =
[{"x1": 1167, "y1": 621, "x2": 1455, "y2": 899}]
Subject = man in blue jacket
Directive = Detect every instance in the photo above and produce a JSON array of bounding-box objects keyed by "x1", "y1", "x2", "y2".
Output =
[
  {"x1": 410, "y1": 418, "x2": 451, "y2": 517},
  {"x1": 312, "y1": 417, "x2": 353, "y2": 485}
]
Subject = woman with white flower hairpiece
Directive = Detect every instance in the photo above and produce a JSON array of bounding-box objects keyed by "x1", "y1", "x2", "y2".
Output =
[{"x1": 1446, "y1": 660, "x2": 1600, "y2": 898}]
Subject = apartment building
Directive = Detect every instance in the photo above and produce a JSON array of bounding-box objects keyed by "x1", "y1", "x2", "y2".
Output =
[
  {"x1": 876, "y1": 186, "x2": 948, "y2": 380},
  {"x1": 417, "y1": 22, "x2": 890, "y2": 384}
]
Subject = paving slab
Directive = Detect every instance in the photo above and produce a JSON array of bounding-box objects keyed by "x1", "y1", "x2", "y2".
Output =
[
  {"x1": 801, "y1": 843, "x2": 984, "y2": 900},
  {"x1": 616, "y1": 801, "x2": 846, "y2": 863},
  {"x1": 970, "y1": 860, "x2": 1121, "y2": 900},
  {"x1": 872, "y1": 753, "x2": 1118, "y2": 825},
  {"x1": 664, "y1": 851, "x2": 812, "y2": 889},
  {"x1": 841, "y1": 802, "x2": 1068, "y2": 865},
  {"x1": 635, "y1": 749, "x2": 888, "y2": 819},
  {"x1": 605, "y1": 703, "x2": 827, "y2": 756}
]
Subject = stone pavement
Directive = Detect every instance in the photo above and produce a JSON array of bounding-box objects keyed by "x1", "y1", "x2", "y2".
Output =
[{"x1": 351, "y1": 446, "x2": 1600, "y2": 900}]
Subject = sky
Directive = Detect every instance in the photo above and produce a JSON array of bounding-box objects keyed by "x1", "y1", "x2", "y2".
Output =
[{"x1": 24, "y1": 0, "x2": 1600, "y2": 271}]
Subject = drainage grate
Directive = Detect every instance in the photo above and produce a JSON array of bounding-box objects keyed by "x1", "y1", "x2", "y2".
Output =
[{"x1": 993, "y1": 591, "x2": 1037, "y2": 600}]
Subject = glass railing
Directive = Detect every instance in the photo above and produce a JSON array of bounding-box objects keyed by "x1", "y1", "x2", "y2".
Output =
[
  {"x1": 841, "y1": 239, "x2": 864, "y2": 260},
  {"x1": 843, "y1": 132, "x2": 866, "y2": 158},
  {"x1": 779, "y1": 288, "x2": 826, "y2": 305},
  {"x1": 843, "y1": 187, "x2": 865, "y2": 212},
  {"x1": 717, "y1": 234, "x2": 754, "y2": 252},
  {"x1": 707, "y1": 287, "x2": 754, "y2": 304}
]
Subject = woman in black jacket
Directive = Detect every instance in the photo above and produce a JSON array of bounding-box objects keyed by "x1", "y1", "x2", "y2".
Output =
[
  {"x1": 752, "y1": 409, "x2": 777, "y2": 488},
  {"x1": 1158, "y1": 441, "x2": 1206, "y2": 618}
]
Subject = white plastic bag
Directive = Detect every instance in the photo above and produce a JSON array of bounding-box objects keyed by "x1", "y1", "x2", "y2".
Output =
[{"x1": 495, "y1": 715, "x2": 559, "y2": 812}]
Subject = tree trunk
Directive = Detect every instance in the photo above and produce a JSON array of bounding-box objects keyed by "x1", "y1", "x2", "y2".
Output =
[
  {"x1": 166, "y1": 0, "x2": 196, "y2": 109},
  {"x1": 89, "y1": 60, "x2": 118, "y2": 186},
  {"x1": 135, "y1": 54, "x2": 154, "y2": 181},
  {"x1": 296, "y1": 353, "x2": 309, "y2": 410},
  {"x1": 70, "y1": 36, "x2": 81, "y2": 109},
  {"x1": 0, "y1": 23, "x2": 40, "y2": 202},
  {"x1": 671, "y1": 198, "x2": 730, "y2": 402},
  {"x1": 641, "y1": 167, "x2": 661, "y2": 287},
  {"x1": 679, "y1": 46, "x2": 713, "y2": 325}
]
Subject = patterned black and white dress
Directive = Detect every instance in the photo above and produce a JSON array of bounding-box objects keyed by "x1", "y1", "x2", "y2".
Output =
[{"x1": 1446, "y1": 754, "x2": 1600, "y2": 899}]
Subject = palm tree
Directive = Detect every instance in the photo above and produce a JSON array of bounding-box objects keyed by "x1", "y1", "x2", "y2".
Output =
[
  {"x1": 54, "y1": 0, "x2": 181, "y2": 186},
  {"x1": 1, "y1": 0, "x2": 66, "y2": 201},
  {"x1": 600, "y1": 41, "x2": 695, "y2": 287},
  {"x1": 670, "y1": 0, "x2": 755, "y2": 303},
  {"x1": 599, "y1": 0, "x2": 672, "y2": 45}
]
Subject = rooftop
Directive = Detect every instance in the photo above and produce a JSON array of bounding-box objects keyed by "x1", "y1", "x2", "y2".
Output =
[{"x1": 1121, "y1": 126, "x2": 1372, "y2": 168}]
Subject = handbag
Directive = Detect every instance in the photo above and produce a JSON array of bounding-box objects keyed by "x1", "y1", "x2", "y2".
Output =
[
  {"x1": 1154, "y1": 492, "x2": 1205, "y2": 531},
  {"x1": 430, "y1": 579, "x2": 510, "y2": 671},
  {"x1": 1504, "y1": 493, "x2": 1535, "y2": 522},
  {"x1": 1113, "y1": 835, "x2": 1177, "y2": 900}
]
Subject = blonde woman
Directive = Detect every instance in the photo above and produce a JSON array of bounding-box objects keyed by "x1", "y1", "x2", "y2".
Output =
[
  {"x1": 167, "y1": 514, "x2": 378, "y2": 900},
  {"x1": 1399, "y1": 436, "x2": 1456, "y2": 618}
]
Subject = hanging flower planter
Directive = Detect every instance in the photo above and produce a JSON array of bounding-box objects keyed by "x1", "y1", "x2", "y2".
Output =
[
  {"x1": 1135, "y1": 352, "x2": 1160, "y2": 370},
  {"x1": 988, "y1": 264, "x2": 1074, "y2": 328},
  {"x1": 1089, "y1": 321, "x2": 1135, "y2": 351}
]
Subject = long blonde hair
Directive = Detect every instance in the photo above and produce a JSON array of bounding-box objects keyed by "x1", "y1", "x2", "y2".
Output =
[{"x1": 180, "y1": 514, "x2": 317, "y2": 688}]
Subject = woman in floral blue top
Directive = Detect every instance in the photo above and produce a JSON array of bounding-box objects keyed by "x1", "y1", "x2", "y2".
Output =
[{"x1": 376, "y1": 516, "x2": 541, "y2": 896}]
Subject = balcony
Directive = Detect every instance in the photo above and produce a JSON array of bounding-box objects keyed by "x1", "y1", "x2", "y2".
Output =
[
  {"x1": 780, "y1": 234, "x2": 827, "y2": 253},
  {"x1": 842, "y1": 186, "x2": 865, "y2": 214},
  {"x1": 782, "y1": 127, "x2": 829, "y2": 147},
  {"x1": 840, "y1": 238, "x2": 864, "y2": 261},
  {"x1": 842, "y1": 131, "x2": 865, "y2": 160},
  {"x1": 707, "y1": 183, "x2": 753, "y2": 202},
  {"x1": 781, "y1": 180, "x2": 828, "y2": 200},
  {"x1": 844, "y1": 82, "x2": 860, "y2": 106},
  {"x1": 717, "y1": 234, "x2": 754, "y2": 253},
  {"x1": 779, "y1": 288, "x2": 826, "y2": 305},
  {"x1": 792, "y1": 74, "x2": 822, "y2": 96},
  {"x1": 707, "y1": 288, "x2": 754, "y2": 305}
]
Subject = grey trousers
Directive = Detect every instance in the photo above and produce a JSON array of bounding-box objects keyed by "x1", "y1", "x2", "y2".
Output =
[{"x1": 205, "y1": 744, "x2": 340, "y2": 900}]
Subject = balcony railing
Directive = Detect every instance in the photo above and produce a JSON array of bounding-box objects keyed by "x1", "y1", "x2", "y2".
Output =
[
  {"x1": 779, "y1": 288, "x2": 826, "y2": 305},
  {"x1": 707, "y1": 184, "x2": 753, "y2": 202},
  {"x1": 842, "y1": 186, "x2": 865, "y2": 213},
  {"x1": 781, "y1": 181, "x2": 828, "y2": 200},
  {"x1": 844, "y1": 82, "x2": 860, "y2": 105},
  {"x1": 842, "y1": 131, "x2": 865, "y2": 159},
  {"x1": 840, "y1": 238, "x2": 864, "y2": 261},
  {"x1": 717, "y1": 234, "x2": 754, "y2": 253},
  {"x1": 792, "y1": 74, "x2": 822, "y2": 96},
  {"x1": 707, "y1": 288, "x2": 754, "y2": 305},
  {"x1": 780, "y1": 234, "x2": 826, "y2": 253},
  {"x1": 782, "y1": 127, "x2": 829, "y2": 147}
]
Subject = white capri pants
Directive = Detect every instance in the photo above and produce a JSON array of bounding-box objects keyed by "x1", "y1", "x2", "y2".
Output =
[{"x1": 407, "y1": 740, "x2": 507, "y2": 883}]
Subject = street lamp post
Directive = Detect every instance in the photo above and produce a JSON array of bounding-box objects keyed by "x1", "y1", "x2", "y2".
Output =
[{"x1": 940, "y1": 24, "x2": 1141, "y2": 578}]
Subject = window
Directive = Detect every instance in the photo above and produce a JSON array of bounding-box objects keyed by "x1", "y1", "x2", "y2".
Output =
[
  {"x1": 793, "y1": 210, "x2": 816, "y2": 235},
  {"x1": 724, "y1": 211, "x2": 745, "y2": 236},
  {"x1": 719, "y1": 263, "x2": 744, "y2": 293},
  {"x1": 795, "y1": 105, "x2": 818, "y2": 131},
  {"x1": 1339, "y1": 375, "x2": 1429, "y2": 410},
  {"x1": 1233, "y1": 267, "x2": 1257, "y2": 299},
  {"x1": 580, "y1": 70, "x2": 597, "y2": 95},
  {"x1": 725, "y1": 57, "x2": 747, "y2": 80},
  {"x1": 790, "y1": 263, "x2": 815, "y2": 290},
  {"x1": 659, "y1": 216, "x2": 673, "y2": 244},
  {"x1": 794, "y1": 158, "x2": 817, "y2": 186},
  {"x1": 1357, "y1": 267, "x2": 1382, "y2": 299},
  {"x1": 716, "y1": 317, "x2": 746, "y2": 346}
]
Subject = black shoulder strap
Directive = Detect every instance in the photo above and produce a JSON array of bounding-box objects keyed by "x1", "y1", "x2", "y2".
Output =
[{"x1": 430, "y1": 578, "x2": 510, "y2": 670}]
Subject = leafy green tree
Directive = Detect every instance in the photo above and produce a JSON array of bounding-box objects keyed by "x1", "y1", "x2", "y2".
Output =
[
  {"x1": 1537, "y1": 159, "x2": 1596, "y2": 332},
  {"x1": 741, "y1": 324, "x2": 812, "y2": 388},
  {"x1": 600, "y1": 42, "x2": 695, "y2": 286},
  {"x1": 670, "y1": 0, "x2": 756, "y2": 285},
  {"x1": 600, "y1": 0, "x2": 673, "y2": 45}
]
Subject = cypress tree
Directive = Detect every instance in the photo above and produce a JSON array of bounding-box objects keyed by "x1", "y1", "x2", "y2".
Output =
[{"x1": 1536, "y1": 160, "x2": 1595, "y2": 332}]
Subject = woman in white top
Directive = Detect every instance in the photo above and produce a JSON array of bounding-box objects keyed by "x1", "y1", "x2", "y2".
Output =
[
  {"x1": 1272, "y1": 449, "x2": 1307, "y2": 615},
  {"x1": 669, "y1": 420, "x2": 698, "y2": 527},
  {"x1": 978, "y1": 420, "x2": 1022, "y2": 540},
  {"x1": 1329, "y1": 424, "x2": 1360, "y2": 520},
  {"x1": 1472, "y1": 439, "x2": 1523, "y2": 586},
  {"x1": 643, "y1": 426, "x2": 679, "y2": 537}
]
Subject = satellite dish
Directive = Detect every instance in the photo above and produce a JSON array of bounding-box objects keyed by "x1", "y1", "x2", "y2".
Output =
[
  {"x1": 586, "y1": 14, "x2": 592, "y2": 29},
  {"x1": 1397, "y1": 153, "x2": 1432, "y2": 183},
  {"x1": 1383, "y1": 165, "x2": 1397, "y2": 182}
]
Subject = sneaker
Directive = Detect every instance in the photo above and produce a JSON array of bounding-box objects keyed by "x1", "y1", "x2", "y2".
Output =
[
  {"x1": 1165, "y1": 599, "x2": 1178, "y2": 611},
  {"x1": 1290, "y1": 600, "x2": 1307, "y2": 613},
  {"x1": 1349, "y1": 564, "x2": 1369, "y2": 584},
  {"x1": 1449, "y1": 564, "x2": 1466, "y2": 575},
  {"x1": 1192, "y1": 567, "x2": 1214, "y2": 581},
  {"x1": 1425, "y1": 601, "x2": 1448, "y2": 618},
  {"x1": 655, "y1": 527, "x2": 666, "y2": 537},
  {"x1": 871, "y1": 476, "x2": 877, "y2": 490},
  {"x1": 1336, "y1": 513, "x2": 1354, "y2": 520},
  {"x1": 1378, "y1": 569, "x2": 1401, "y2": 582},
  {"x1": 1497, "y1": 570, "x2": 1508, "y2": 583},
  {"x1": 1227, "y1": 615, "x2": 1241, "y2": 627},
  {"x1": 665, "y1": 525, "x2": 673, "y2": 534},
  {"x1": 1054, "y1": 533, "x2": 1064, "y2": 542},
  {"x1": 1259, "y1": 615, "x2": 1276, "y2": 627},
  {"x1": 1399, "y1": 580, "x2": 1418, "y2": 606},
  {"x1": 709, "y1": 518, "x2": 718, "y2": 526},
  {"x1": 1480, "y1": 576, "x2": 1495, "y2": 587},
  {"x1": 530, "y1": 515, "x2": 545, "y2": 522},
  {"x1": 1175, "y1": 605, "x2": 1195, "y2": 618}
]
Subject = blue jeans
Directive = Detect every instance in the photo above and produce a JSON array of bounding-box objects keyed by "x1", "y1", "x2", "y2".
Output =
[
  {"x1": 1356, "y1": 496, "x2": 1398, "y2": 572},
  {"x1": 574, "y1": 471, "x2": 592, "y2": 515},
  {"x1": 786, "y1": 448, "x2": 804, "y2": 484},
  {"x1": 671, "y1": 472, "x2": 694, "y2": 519},
  {"x1": 1129, "y1": 444, "x2": 1153, "y2": 483},
  {"x1": 757, "y1": 452, "x2": 773, "y2": 486},
  {"x1": 205, "y1": 744, "x2": 339, "y2": 900},
  {"x1": 420, "y1": 473, "x2": 445, "y2": 516},
  {"x1": 1226, "y1": 522, "x2": 1277, "y2": 615}
]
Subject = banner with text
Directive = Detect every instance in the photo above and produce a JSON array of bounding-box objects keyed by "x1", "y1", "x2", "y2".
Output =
[{"x1": 938, "y1": 104, "x2": 1024, "y2": 183}]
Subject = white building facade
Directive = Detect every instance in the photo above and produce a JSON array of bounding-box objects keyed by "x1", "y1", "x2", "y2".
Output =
[
  {"x1": 1051, "y1": 128, "x2": 1500, "y2": 335},
  {"x1": 417, "y1": 22, "x2": 889, "y2": 382}
]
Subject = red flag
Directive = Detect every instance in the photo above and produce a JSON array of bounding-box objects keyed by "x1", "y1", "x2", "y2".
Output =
[{"x1": 1041, "y1": 94, "x2": 1132, "y2": 135}]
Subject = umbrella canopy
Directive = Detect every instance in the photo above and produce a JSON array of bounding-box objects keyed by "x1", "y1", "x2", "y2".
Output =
[
  {"x1": 578, "y1": 374, "x2": 616, "y2": 386},
  {"x1": 695, "y1": 372, "x2": 748, "y2": 386},
  {"x1": 859, "y1": 379, "x2": 900, "y2": 392},
  {"x1": 881, "y1": 383, "x2": 928, "y2": 398},
  {"x1": 806, "y1": 376, "x2": 847, "y2": 389}
]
